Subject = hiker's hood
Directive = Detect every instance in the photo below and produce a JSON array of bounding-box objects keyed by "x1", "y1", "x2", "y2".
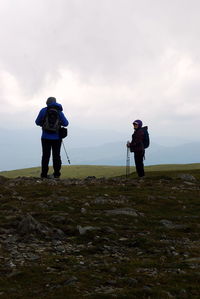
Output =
[
  {"x1": 133, "y1": 119, "x2": 143, "y2": 128},
  {"x1": 47, "y1": 102, "x2": 63, "y2": 111}
]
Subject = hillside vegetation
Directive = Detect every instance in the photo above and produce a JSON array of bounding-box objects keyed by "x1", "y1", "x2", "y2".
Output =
[
  {"x1": 0, "y1": 169, "x2": 200, "y2": 298},
  {"x1": 1, "y1": 163, "x2": 200, "y2": 178}
]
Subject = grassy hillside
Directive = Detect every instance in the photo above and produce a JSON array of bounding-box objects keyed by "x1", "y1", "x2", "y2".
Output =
[
  {"x1": 1, "y1": 163, "x2": 200, "y2": 179},
  {"x1": 0, "y1": 171, "x2": 200, "y2": 297}
]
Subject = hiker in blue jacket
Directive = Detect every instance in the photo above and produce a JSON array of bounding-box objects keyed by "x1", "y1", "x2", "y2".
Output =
[{"x1": 35, "y1": 97, "x2": 69, "y2": 179}]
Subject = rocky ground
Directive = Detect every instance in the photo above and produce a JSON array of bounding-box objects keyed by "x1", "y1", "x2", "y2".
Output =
[{"x1": 0, "y1": 172, "x2": 200, "y2": 298}]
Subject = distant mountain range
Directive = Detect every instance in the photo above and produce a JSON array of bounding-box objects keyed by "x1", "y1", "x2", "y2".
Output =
[
  {"x1": 67, "y1": 141, "x2": 200, "y2": 166},
  {"x1": 0, "y1": 127, "x2": 199, "y2": 171}
]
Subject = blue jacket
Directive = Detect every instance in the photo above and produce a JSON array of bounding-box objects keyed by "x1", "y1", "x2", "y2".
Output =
[{"x1": 35, "y1": 103, "x2": 69, "y2": 140}]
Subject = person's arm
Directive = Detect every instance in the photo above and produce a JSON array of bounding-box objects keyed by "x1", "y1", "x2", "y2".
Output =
[
  {"x1": 59, "y1": 112, "x2": 69, "y2": 127},
  {"x1": 35, "y1": 108, "x2": 46, "y2": 126}
]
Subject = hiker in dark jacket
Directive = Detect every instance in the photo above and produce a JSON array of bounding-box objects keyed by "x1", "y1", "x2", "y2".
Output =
[
  {"x1": 127, "y1": 119, "x2": 145, "y2": 178},
  {"x1": 35, "y1": 97, "x2": 69, "y2": 179}
]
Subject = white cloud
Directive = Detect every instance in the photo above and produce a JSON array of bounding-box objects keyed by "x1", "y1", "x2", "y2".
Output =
[{"x1": 0, "y1": 0, "x2": 200, "y2": 139}]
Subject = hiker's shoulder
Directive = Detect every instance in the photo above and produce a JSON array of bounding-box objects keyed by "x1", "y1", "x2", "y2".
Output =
[
  {"x1": 48, "y1": 103, "x2": 63, "y2": 111},
  {"x1": 133, "y1": 128, "x2": 144, "y2": 139},
  {"x1": 38, "y1": 107, "x2": 47, "y2": 114},
  {"x1": 135, "y1": 128, "x2": 144, "y2": 135}
]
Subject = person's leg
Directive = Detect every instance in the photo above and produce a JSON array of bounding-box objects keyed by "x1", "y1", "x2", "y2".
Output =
[
  {"x1": 52, "y1": 139, "x2": 62, "y2": 178},
  {"x1": 134, "y1": 151, "x2": 145, "y2": 177},
  {"x1": 41, "y1": 139, "x2": 51, "y2": 178}
]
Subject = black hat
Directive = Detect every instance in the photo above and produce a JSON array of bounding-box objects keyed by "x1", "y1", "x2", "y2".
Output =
[{"x1": 46, "y1": 97, "x2": 56, "y2": 105}]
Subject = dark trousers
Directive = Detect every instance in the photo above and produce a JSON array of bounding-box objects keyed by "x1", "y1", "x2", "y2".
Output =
[
  {"x1": 134, "y1": 151, "x2": 145, "y2": 177},
  {"x1": 41, "y1": 138, "x2": 62, "y2": 178}
]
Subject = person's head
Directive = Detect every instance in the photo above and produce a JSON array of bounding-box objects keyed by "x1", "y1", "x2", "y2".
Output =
[
  {"x1": 46, "y1": 97, "x2": 56, "y2": 105},
  {"x1": 133, "y1": 119, "x2": 143, "y2": 130}
]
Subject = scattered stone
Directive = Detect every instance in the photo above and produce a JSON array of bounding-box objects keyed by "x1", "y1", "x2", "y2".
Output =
[
  {"x1": 50, "y1": 215, "x2": 67, "y2": 223},
  {"x1": 0, "y1": 174, "x2": 199, "y2": 297},
  {"x1": 77, "y1": 225, "x2": 100, "y2": 235},
  {"x1": 94, "y1": 197, "x2": 108, "y2": 204},
  {"x1": 57, "y1": 196, "x2": 70, "y2": 201},
  {"x1": 185, "y1": 257, "x2": 200, "y2": 263},
  {"x1": 63, "y1": 276, "x2": 78, "y2": 285},
  {"x1": 183, "y1": 181, "x2": 196, "y2": 186},
  {"x1": 177, "y1": 173, "x2": 196, "y2": 181},
  {"x1": 160, "y1": 220, "x2": 174, "y2": 229},
  {"x1": 125, "y1": 278, "x2": 138, "y2": 286},
  {"x1": 105, "y1": 208, "x2": 139, "y2": 217},
  {"x1": 160, "y1": 219, "x2": 187, "y2": 230},
  {"x1": 179, "y1": 289, "x2": 187, "y2": 297},
  {"x1": 81, "y1": 208, "x2": 87, "y2": 214},
  {"x1": 27, "y1": 254, "x2": 40, "y2": 261},
  {"x1": 85, "y1": 176, "x2": 96, "y2": 181},
  {"x1": 162, "y1": 291, "x2": 175, "y2": 298},
  {"x1": 18, "y1": 214, "x2": 50, "y2": 235},
  {"x1": 7, "y1": 271, "x2": 24, "y2": 278}
]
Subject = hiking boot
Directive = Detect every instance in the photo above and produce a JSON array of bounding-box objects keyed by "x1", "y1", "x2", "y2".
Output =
[
  {"x1": 138, "y1": 176, "x2": 145, "y2": 182},
  {"x1": 41, "y1": 174, "x2": 51, "y2": 179}
]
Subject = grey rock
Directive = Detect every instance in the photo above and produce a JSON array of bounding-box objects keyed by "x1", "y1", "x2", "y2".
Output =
[
  {"x1": 7, "y1": 271, "x2": 24, "y2": 278},
  {"x1": 77, "y1": 225, "x2": 100, "y2": 235},
  {"x1": 162, "y1": 291, "x2": 175, "y2": 298},
  {"x1": 50, "y1": 215, "x2": 67, "y2": 223},
  {"x1": 183, "y1": 181, "x2": 196, "y2": 186},
  {"x1": 94, "y1": 197, "x2": 108, "y2": 204},
  {"x1": 63, "y1": 276, "x2": 78, "y2": 285},
  {"x1": 55, "y1": 246, "x2": 66, "y2": 253},
  {"x1": 27, "y1": 254, "x2": 40, "y2": 261},
  {"x1": 177, "y1": 173, "x2": 196, "y2": 181},
  {"x1": 185, "y1": 257, "x2": 200, "y2": 263},
  {"x1": 160, "y1": 220, "x2": 174, "y2": 228},
  {"x1": 85, "y1": 176, "x2": 96, "y2": 180},
  {"x1": 105, "y1": 208, "x2": 139, "y2": 217},
  {"x1": 81, "y1": 208, "x2": 87, "y2": 214},
  {"x1": 125, "y1": 278, "x2": 138, "y2": 286},
  {"x1": 57, "y1": 197, "x2": 70, "y2": 201},
  {"x1": 18, "y1": 214, "x2": 49, "y2": 235},
  {"x1": 160, "y1": 219, "x2": 187, "y2": 230},
  {"x1": 51, "y1": 228, "x2": 65, "y2": 239}
]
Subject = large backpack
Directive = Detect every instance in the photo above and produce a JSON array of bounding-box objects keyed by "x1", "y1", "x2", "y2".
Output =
[
  {"x1": 142, "y1": 126, "x2": 150, "y2": 149},
  {"x1": 42, "y1": 107, "x2": 61, "y2": 133}
]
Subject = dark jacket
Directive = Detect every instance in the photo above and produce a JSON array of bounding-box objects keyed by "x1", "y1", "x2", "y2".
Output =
[
  {"x1": 35, "y1": 102, "x2": 69, "y2": 140},
  {"x1": 130, "y1": 128, "x2": 144, "y2": 152}
]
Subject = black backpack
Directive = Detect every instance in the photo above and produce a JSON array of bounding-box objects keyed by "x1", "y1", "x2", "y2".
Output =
[
  {"x1": 42, "y1": 107, "x2": 61, "y2": 133},
  {"x1": 142, "y1": 126, "x2": 150, "y2": 148}
]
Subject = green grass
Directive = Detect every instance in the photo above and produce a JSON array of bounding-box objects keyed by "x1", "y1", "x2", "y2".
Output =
[{"x1": 1, "y1": 163, "x2": 200, "y2": 179}]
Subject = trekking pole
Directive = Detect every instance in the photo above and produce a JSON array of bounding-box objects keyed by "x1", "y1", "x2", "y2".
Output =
[
  {"x1": 126, "y1": 145, "x2": 130, "y2": 178},
  {"x1": 62, "y1": 141, "x2": 71, "y2": 164}
]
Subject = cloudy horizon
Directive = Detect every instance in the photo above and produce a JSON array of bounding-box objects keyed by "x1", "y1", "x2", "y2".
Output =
[{"x1": 1, "y1": 0, "x2": 200, "y2": 170}]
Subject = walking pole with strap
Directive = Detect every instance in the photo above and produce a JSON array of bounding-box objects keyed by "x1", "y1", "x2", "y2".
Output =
[
  {"x1": 62, "y1": 141, "x2": 71, "y2": 164},
  {"x1": 126, "y1": 145, "x2": 130, "y2": 178}
]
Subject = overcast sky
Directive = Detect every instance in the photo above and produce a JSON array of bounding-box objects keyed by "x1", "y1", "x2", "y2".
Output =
[{"x1": 1, "y1": 0, "x2": 200, "y2": 140}]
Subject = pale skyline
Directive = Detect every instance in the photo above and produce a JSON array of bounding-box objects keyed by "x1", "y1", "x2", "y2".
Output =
[{"x1": 1, "y1": 0, "x2": 200, "y2": 171}]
